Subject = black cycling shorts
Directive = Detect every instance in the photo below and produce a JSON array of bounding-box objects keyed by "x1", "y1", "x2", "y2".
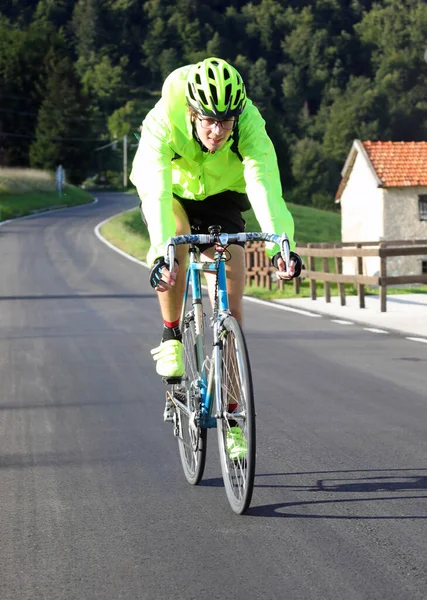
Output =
[{"x1": 141, "y1": 191, "x2": 248, "y2": 254}]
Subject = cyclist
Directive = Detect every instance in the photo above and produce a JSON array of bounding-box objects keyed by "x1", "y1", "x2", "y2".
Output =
[{"x1": 130, "y1": 57, "x2": 302, "y2": 445}]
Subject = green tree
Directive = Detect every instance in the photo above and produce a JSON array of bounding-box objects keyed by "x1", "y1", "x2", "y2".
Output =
[
  {"x1": 0, "y1": 15, "x2": 64, "y2": 165},
  {"x1": 141, "y1": 15, "x2": 170, "y2": 83},
  {"x1": 34, "y1": 0, "x2": 74, "y2": 26},
  {"x1": 247, "y1": 58, "x2": 275, "y2": 115},
  {"x1": 72, "y1": 0, "x2": 100, "y2": 79},
  {"x1": 30, "y1": 53, "x2": 93, "y2": 182},
  {"x1": 355, "y1": 0, "x2": 427, "y2": 140},
  {"x1": 81, "y1": 53, "x2": 129, "y2": 104},
  {"x1": 242, "y1": 0, "x2": 288, "y2": 59},
  {"x1": 321, "y1": 76, "x2": 384, "y2": 163},
  {"x1": 290, "y1": 137, "x2": 337, "y2": 209},
  {"x1": 0, "y1": 0, "x2": 38, "y2": 25},
  {"x1": 107, "y1": 99, "x2": 154, "y2": 139}
]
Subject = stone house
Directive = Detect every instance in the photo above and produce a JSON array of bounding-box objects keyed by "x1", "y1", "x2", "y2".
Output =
[{"x1": 335, "y1": 140, "x2": 427, "y2": 276}]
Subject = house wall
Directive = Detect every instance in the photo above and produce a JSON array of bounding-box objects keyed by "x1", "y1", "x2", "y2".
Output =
[
  {"x1": 383, "y1": 187, "x2": 427, "y2": 276},
  {"x1": 340, "y1": 151, "x2": 383, "y2": 276}
]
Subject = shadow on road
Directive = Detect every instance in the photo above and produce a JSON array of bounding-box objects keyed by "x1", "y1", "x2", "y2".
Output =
[{"x1": 246, "y1": 468, "x2": 427, "y2": 518}]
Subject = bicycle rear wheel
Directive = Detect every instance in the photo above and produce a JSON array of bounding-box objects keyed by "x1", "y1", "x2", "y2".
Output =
[
  {"x1": 217, "y1": 316, "x2": 256, "y2": 514},
  {"x1": 176, "y1": 308, "x2": 207, "y2": 485}
]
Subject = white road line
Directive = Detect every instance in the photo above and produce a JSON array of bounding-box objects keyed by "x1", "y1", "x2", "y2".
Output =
[
  {"x1": 245, "y1": 296, "x2": 322, "y2": 317},
  {"x1": 405, "y1": 337, "x2": 427, "y2": 344},
  {"x1": 331, "y1": 319, "x2": 355, "y2": 325},
  {"x1": 363, "y1": 328, "x2": 389, "y2": 334}
]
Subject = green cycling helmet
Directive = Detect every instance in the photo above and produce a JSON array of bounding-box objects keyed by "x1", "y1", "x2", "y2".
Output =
[{"x1": 186, "y1": 57, "x2": 247, "y2": 118}]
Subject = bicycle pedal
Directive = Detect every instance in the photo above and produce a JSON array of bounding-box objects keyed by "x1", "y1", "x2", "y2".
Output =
[
  {"x1": 163, "y1": 376, "x2": 182, "y2": 385},
  {"x1": 163, "y1": 406, "x2": 174, "y2": 422},
  {"x1": 163, "y1": 392, "x2": 174, "y2": 422}
]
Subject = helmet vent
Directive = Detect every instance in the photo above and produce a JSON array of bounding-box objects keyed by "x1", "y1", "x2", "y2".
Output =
[
  {"x1": 234, "y1": 89, "x2": 241, "y2": 106},
  {"x1": 223, "y1": 67, "x2": 231, "y2": 81},
  {"x1": 224, "y1": 83, "x2": 232, "y2": 105},
  {"x1": 210, "y1": 83, "x2": 218, "y2": 105},
  {"x1": 199, "y1": 89, "x2": 208, "y2": 105},
  {"x1": 195, "y1": 73, "x2": 202, "y2": 85}
]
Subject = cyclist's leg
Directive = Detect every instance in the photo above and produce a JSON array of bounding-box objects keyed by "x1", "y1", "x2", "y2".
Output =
[
  {"x1": 150, "y1": 198, "x2": 190, "y2": 378},
  {"x1": 156, "y1": 197, "x2": 191, "y2": 324}
]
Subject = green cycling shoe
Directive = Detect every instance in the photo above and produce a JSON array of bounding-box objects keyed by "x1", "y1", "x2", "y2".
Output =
[
  {"x1": 151, "y1": 339, "x2": 184, "y2": 378},
  {"x1": 226, "y1": 426, "x2": 247, "y2": 460}
]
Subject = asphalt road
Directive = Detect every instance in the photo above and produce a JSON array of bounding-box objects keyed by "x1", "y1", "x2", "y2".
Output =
[{"x1": 1, "y1": 192, "x2": 427, "y2": 600}]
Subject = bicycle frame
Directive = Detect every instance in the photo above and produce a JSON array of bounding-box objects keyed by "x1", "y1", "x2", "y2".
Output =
[
  {"x1": 165, "y1": 230, "x2": 290, "y2": 430},
  {"x1": 180, "y1": 243, "x2": 229, "y2": 430}
]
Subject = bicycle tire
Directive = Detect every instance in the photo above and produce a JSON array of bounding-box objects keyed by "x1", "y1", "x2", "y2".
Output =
[
  {"x1": 177, "y1": 307, "x2": 207, "y2": 485},
  {"x1": 217, "y1": 316, "x2": 256, "y2": 514}
]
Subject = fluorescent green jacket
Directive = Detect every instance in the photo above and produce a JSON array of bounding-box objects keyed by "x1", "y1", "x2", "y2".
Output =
[{"x1": 130, "y1": 65, "x2": 295, "y2": 265}]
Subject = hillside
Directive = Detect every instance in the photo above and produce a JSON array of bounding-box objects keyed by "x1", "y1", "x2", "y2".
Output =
[{"x1": 244, "y1": 203, "x2": 341, "y2": 245}]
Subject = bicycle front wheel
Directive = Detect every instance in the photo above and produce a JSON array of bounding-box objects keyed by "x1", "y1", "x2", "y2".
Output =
[
  {"x1": 177, "y1": 308, "x2": 207, "y2": 485},
  {"x1": 216, "y1": 316, "x2": 256, "y2": 514}
]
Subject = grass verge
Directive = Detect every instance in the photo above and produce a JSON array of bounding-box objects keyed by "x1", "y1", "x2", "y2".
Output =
[
  {"x1": 0, "y1": 186, "x2": 93, "y2": 222},
  {"x1": 0, "y1": 167, "x2": 94, "y2": 222},
  {"x1": 100, "y1": 208, "x2": 150, "y2": 261}
]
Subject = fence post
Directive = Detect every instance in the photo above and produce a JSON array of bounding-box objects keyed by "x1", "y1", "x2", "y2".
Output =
[
  {"x1": 335, "y1": 245, "x2": 346, "y2": 306},
  {"x1": 323, "y1": 257, "x2": 330, "y2": 303},
  {"x1": 308, "y1": 244, "x2": 316, "y2": 300},
  {"x1": 356, "y1": 243, "x2": 365, "y2": 309},
  {"x1": 379, "y1": 248, "x2": 387, "y2": 312}
]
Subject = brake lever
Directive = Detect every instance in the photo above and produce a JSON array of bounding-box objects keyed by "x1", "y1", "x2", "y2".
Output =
[
  {"x1": 280, "y1": 233, "x2": 291, "y2": 276},
  {"x1": 165, "y1": 237, "x2": 176, "y2": 270}
]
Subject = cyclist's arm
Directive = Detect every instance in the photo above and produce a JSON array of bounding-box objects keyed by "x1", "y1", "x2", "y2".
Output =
[
  {"x1": 238, "y1": 102, "x2": 296, "y2": 258},
  {"x1": 129, "y1": 105, "x2": 176, "y2": 266}
]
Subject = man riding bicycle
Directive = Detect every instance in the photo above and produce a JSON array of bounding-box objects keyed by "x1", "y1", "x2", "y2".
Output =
[{"x1": 130, "y1": 57, "x2": 302, "y2": 382}]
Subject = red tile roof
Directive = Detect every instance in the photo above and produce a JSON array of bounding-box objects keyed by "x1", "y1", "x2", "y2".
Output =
[{"x1": 362, "y1": 141, "x2": 427, "y2": 187}]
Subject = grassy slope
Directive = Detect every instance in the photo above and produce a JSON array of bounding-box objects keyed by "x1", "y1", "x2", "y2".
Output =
[
  {"x1": 243, "y1": 203, "x2": 341, "y2": 244},
  {"x1": 0, "y1": 167, "x2": 94, "y2": 221},
  {"x1": 100, "y1": 206, "x2": 151, "y2": 261}
]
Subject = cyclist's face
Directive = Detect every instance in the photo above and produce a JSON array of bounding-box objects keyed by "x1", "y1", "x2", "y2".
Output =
[{"x1": 194, "y1": 114, "x2": 235, "y2": 153}]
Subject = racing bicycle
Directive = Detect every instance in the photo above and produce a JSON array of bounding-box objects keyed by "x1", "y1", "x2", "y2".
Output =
[{"x1": 161, "y1": 226, "x2": 290, "y2": 514}]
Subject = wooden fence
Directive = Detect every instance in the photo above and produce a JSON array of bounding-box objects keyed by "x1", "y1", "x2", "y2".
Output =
[{"x1": 245, "y1": 239, "x2": 427, "y2": 312}]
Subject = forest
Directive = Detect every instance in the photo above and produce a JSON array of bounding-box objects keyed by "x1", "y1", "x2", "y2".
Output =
[{"x1": 1, "y1": 0, "x2": 426, "y2": 208}]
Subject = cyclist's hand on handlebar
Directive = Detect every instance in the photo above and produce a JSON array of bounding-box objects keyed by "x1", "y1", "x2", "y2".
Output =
[
  {"x1": 275, "y1": 255, "x2": 295, "y2": 280},
  {"x1": 149, "y1": 257, "x2": 179, "y2": 292},
  {"x1": 272, "y1": 251, "x2": 303, "y2": 280}
]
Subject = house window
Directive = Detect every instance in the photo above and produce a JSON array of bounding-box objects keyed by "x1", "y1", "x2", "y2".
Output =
[
  {"x1": 419, "y1": 195, "x2": 427, "y2": 220},
  {"x1": 422, "y1": 260, "x2": 427, "y2": 274}
]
